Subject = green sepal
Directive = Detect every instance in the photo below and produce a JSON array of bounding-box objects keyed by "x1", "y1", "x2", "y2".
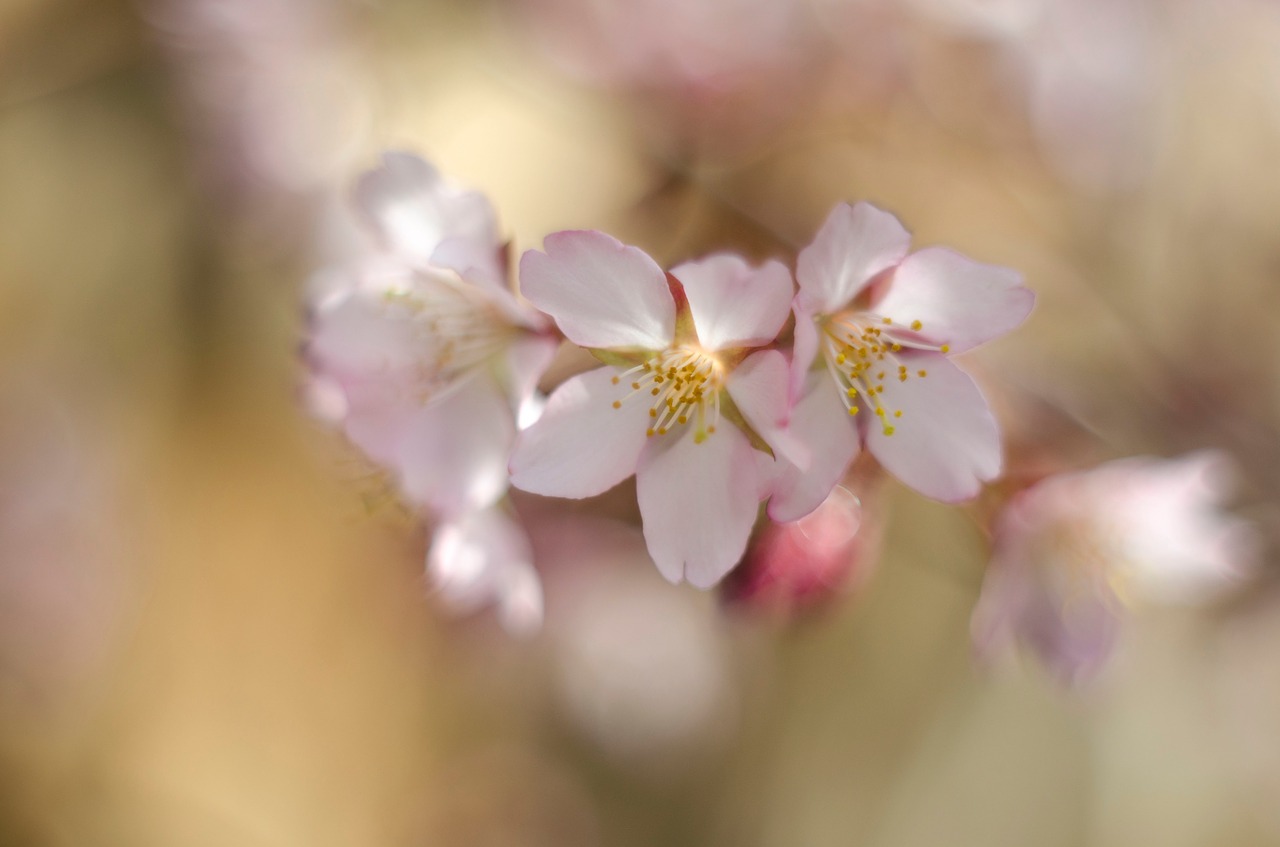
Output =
[{"x1": 718, "y1": 393, "x2": 775, "y2": 459}]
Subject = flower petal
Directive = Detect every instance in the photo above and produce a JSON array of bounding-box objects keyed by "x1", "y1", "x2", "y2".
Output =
[
  {"x1": 795, "y1": 202, "x2": 911, "y2": 314},
  {"x1": 519, "y1": 230, "x2": 675, "y2": 350},
  {"x1": 636, "y1": 425, "x2": 762, "y2": 588},
  {"x1": 354, "y1": 151, "x2": 499, "y2": 270},
  {"x1": 498, "y1": 335, "x2": 560, "y2": 414},
  {"x1": 397, "y1": 374, "x2": 516, "y2": 517},
  {"x1": 671, "y1": 254, "x2": 793, "y2": 350},
  {"x1": 863, "y1": 352, "x2": 1000, "y2": 502},
  {"x1": 767, "y1": 370, "x2": 861, "y2": 522},
  {"x1": 428, "y1": 505, "x2": 543, "y2": 637},
  {"x1": 874, "y1": 247, "x2": 1034, "y2": 353},
  {"x1": 509, "y1": 366, "x2": 652, "y2": 498},
  {"x1": 788, "y1": 302, "x2": 820, "y2": 403},
  {"x1": 725, "y1": 350, "x2": 808, "y2": 469}
]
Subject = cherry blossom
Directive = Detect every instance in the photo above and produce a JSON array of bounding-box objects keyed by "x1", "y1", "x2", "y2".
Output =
[
  {"x1": 774, "y1": 201, "x2": 1034, "y2": 520},
  {"x1": 509, "y1": 231, "x2": 804, "y2": 588},
  {"x1": 303, "y1": 152, "x2": 557, "y2": 633},
  {"x1": 971, "y1": 451, "x2": 1258, "y2": 685}
]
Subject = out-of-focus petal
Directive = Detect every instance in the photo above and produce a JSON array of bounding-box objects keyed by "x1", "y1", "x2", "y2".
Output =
[
  {"x1": 509, "y1": 367, "x2": 651, "y2": 498},
  {"x1": 795, "y1": 202, "x2": 911, "y2": 315},
  {"x1": 499, "y1": 335, "x2": 560, "y2": 413},
  {"x1": 636, "y1": 425, "x2": 761, "y2": 588},
  {"x1": 724, "y1": 349, "x2": 808, "y2": 468},
  {"x1": 873, "y1": 247, "x2": 1034, "y2": 354},
  {"x1": 397, "y1": 375, "x2": 516, "y2": 517},
  {"x1": 671, "y1": 254, "x2": 793, "y2": 350},
  {"x1": 864, "y1": 352, "x2": 1000, "y2": 502},
  {"x1": 519, "y1": 230, "x2": 675, "y2": 351},
  {"x1": 972, "y1": 538, "x2": 1123, "y2": 687},
  {"x1": 767, "y1": 371, "x2": 860, "y2": 522},
  {"x1": 428, "y1": 505, "x2": 543, "y2": 637},
  {"x1": 354, "y1": 151, "x2": 499, "y2": 271}
]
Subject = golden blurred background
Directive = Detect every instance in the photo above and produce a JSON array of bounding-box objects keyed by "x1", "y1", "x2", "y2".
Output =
[{"x1": 2, "y1": 0, "x2": 1280, "y2": 844}]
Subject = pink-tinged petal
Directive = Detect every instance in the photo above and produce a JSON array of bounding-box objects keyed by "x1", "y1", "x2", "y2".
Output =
[
  {"x1": 354, "y1": 151, "x2": 499, "y2": 266},
  {"x1": 306, "y1": 288, "x2": 420, "y2": 381},
  {"x1": 795, "y1": 202, "x2": 911, "y2": 314},
  {"x1": 671, "y1": 254, "x2": 793, "y2": 350},
  {"x1": 519, "y1": 230, "x2": 675, "y2": 350},
  {"x1": 972, "y1": 541, "x2": 1123, "y2": 687},
  {"x1": 498, "y1": 335, "x2": 560, "y2": 413},
  {"x1": 874, "y1": 247, "x2": 1034, "y2": 353},
  {"x1": 767, "y1": 371, "x2": 860, "y2": 522},
  {"x1": 428, "y1": 506, "x2": 543, "y2": 637},
  {"x1": 397, "y1": 375, "x2": 515, "y2": 517},
  {"x1": 636, "y1": 426, "x2": 762, "y2": 588},
  {"x1": 864, "y1": 352, "x2": 1000, "y2": 502},
  {"x1": 788, "y1": 302, "x2": 820, "y2": 403},
  {"x1": 509, "y1": 366, "x2": 651, "y2": 498},
  {"x1": 725, "y1": 350, "x2": 808, "y2": 469}
]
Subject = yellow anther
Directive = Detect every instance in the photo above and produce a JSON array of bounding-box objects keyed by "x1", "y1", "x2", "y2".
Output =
[
  {"x1": 917, "y1": 369, "x2": 927, "y2": 377},
  {"x1": 847, "y1": 388, "x2": 857, "y2": 398},
  {"x1": 893, "y1": 410, "x2": 902, "y2": 418},
  {"x1": 875, "y1": 407, "x2": 885, "y2": 417},
  {"x1": 649, "y1": 408, "x2": 658, "y2": 417},
  {"x1": 877, "y1": 371, "x2": 885, "y2": 380},
  {"x1": 612, "y1": 400, "x2": 622, "y2": 409},
  {"x1": 882, "y1": 317, "x2": 892, "y2": 325},
  {"x1": 940, "y1": 344, "x2": 951, "y2": 354},
  {"x1": 899, "y1": 374, "x2": 907, "y2": 382},
  {"x1": 911, "y1": 320, "x2": 922, "y2": 331},
  {"x1": 611, "y1": 376, "x2": 620, "y2": 385},
  {"x1": 646, "y1": 428, "x2": 655, "y2": 437},
  {"x1": 883, "y1": 425, "x2": 895, "y2": 436},
  {"x1": 651, "y1": 387, "x2": 660, "y2": 396},
  {"x1": 848, "y1": 406, "x2": 859, "y2": 416},
  {"x1": 677, "y1": 415, "x2": 688, "y2": 424},
  {"x1": 891, "y1": 343, "x2": 902, "y2": 352}
]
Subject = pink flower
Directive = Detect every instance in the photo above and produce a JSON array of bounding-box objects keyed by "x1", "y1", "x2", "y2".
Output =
[
  {"x1": 306, "y1": 152, "x2": 557, "y2": 518},
  {"x1": 971, "y1": 451, "x2": 1258, "y2": 685},
  {"x1": 509, "y1": 231, "x2": 803, "y2": 587},
  {"x1": 774, "y1": 201, "x2": 1034, "y2": 520},
  {"x1": 304, "y1": 153, "x2": 557, "y2": 633}
]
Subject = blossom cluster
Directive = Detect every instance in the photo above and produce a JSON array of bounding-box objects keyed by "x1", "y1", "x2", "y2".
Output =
[
  {"x1": 302, "y1": 151, "x2": 1033, "y2": 627},
  {"x1": 301, "y1": 152, "x2": 1255, "y2": 686}
]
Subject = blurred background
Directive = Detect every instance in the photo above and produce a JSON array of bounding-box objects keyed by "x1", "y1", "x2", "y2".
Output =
[{"x1": 2, "y1": 0, "x2": 1280, "y2": 844}]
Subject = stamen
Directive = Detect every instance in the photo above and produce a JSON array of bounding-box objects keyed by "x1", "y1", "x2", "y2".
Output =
[{"x1": 610, "y1": 345, "x2": 725, "y2": 441}]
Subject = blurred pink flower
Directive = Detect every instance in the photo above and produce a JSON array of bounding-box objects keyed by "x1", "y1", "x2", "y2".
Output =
[
  {"x1": 304, "y1": 153, "x2": 557, "y2": 633},
  {"x1": 724, "y1": 483, "x2": 883, "y2": 614},
  {"x1": 510, "y1": 232, "x2": 804, "y2": 587},
  {"x1": 972, "y1": 451, "x2": 1258, "y2": 685},
  {"x1": 776, "y1": 201, "x2": 1033, "y2": 518},
  {"x1": 306, "y1": 152, "x2": 556, "y2": 517}
]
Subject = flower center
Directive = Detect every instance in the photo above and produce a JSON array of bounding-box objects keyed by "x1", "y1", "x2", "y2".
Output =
[
  {"x1": 819, "y1": 312, "x2": 950, "y2": 436},
  {"x1": 610, "y1": 345, "x2": 725, "y2": 442},
  {"x1": 380, "y1": 272, "x2": 514, "y2": 403}
]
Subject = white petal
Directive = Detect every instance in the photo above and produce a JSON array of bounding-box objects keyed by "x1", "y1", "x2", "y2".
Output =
[
  {"x1": 428, "y1": 506, "x2": 543, "y2": 637},
  {"x1": 864, "y1": 352, "x2": 1001, "y2": 502},
  {"x1": 671, "y1": 254, "x2": 793, "y2": 350},
  {"x1": 789, "y1": 302, "x2": 821, "y2": 404},
  {"x1": 636, "y1": 426, "x2": 762, "y2": 588},
  {"x1": 396, "y1": 374, "x2": 516, "y2": 517},
  {"x1": 354, "y1": 151, "x2": 500, "y2": 269},
  {"x1": 725, "y1": 350, "x2": 808, "y2": 469},
  {"x1": 795, "y1": 202, "x2": 911, "y2": 314},
  {"x1": 874, "y1": 247, "x2": 1034, "y2": 354},
  {"x1": 519, "y1": 230, "x2": 675, "y2": 350},
  {"x1": 509, "y1": 366, "x2": 652, "y2": 498},
  {"x1": 767, "y1": 371, "x2": 861, "y2": 522},
  {"x1": 498, "y1": 335, "x2": 560, "y2": 414}
]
